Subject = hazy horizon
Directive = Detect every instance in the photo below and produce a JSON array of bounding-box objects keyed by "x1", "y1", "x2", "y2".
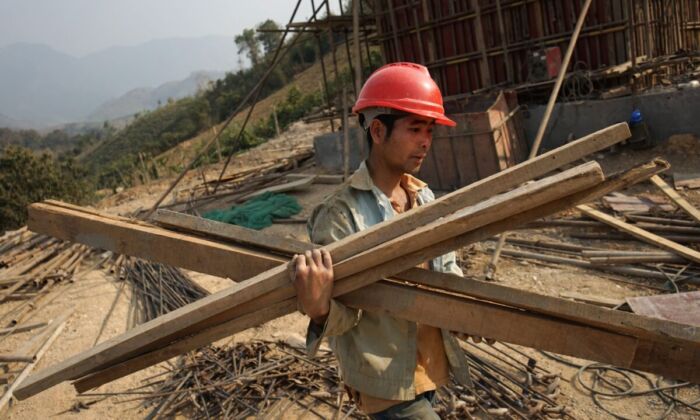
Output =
[{"x1": 0, "y1": 0, "x2": 334, "y2": 57}]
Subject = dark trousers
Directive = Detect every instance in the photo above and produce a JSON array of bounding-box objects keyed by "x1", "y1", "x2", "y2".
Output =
[{"x1": 368, "y1": 391, "x2": 440, "y2": 420}]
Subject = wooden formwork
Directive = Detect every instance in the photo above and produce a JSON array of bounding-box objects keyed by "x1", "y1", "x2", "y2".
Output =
[
  {"x1": 371, "y1": 0, "x2": 700, "y2": 96},
  {"x1": 419, "y1": 90, "x2": 528, "y2": 190}
]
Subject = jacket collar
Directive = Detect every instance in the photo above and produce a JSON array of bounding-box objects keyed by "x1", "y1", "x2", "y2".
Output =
[{"x1": 349, "y1": 161, "x2": 427, "y2": 193}]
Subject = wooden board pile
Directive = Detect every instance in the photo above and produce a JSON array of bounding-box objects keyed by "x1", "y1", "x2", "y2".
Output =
[{"x1": 12, "y1": 123, "x2": 700, "y2": 402}]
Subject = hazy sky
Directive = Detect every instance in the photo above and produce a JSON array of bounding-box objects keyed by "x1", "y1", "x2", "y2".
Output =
[{"x1": 0, "y1": 0, "x2": 340, "y2": 56}]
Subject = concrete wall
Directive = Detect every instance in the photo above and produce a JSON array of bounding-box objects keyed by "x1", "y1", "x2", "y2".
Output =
[
  {"x1": 523, "y1": 87, "x2": 700, "y2": 151},
  {"x1": 313, "y1": 127, "x2": 367, "y2": 174}
]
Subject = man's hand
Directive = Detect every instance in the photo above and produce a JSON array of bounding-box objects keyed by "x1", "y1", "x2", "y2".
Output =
[{"x1": 290, "y1": 249, "x2": 334, "y2": 325}]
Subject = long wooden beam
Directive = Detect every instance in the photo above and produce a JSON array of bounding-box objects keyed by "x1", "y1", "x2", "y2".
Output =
[
  {"x1": 399, "y1": 267, "x2": 700, "y2": 345},
  {"x1": 18, "y1": 163, "x2": 605, "y2": 399},
  {"x1": 77, "y1": 250, "x2": 700, "y2": 392},
  {"x1": 339, "y1": 282, "x2": 700, "y2": 383},
  {"x1": 69, "y1": 161, "x2": 671, "y2": 393},
  {"x1": 27, "y1": 203, "x2": 281, "y2": 281}
]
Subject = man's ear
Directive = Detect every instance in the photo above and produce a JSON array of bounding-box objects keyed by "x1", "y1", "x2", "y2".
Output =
[{"x1": 369, "y1": 119, "x2": 385, "y2": 144}]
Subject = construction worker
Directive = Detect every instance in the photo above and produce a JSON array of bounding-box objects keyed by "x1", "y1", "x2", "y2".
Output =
[{"x1": 291, "y1": 62, "x2": 471, "y2": 419}]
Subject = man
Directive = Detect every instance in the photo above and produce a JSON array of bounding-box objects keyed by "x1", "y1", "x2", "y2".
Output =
[{"x1": 291, "y1": 62, "x2": 471, "y2": 419}]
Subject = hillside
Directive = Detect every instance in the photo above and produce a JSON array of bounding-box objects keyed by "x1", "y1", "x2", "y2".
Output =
[
  {"x1": 154, "y1": 49, "x2": 351, "y2": 173},
  {"x1": 79, "y1": 28, "x2": 366, "y2": 190}
]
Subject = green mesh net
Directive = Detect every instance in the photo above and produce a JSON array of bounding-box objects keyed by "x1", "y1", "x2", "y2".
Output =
[{"x1": 203, "y1": 192, "x2": 302, "y2": 230}]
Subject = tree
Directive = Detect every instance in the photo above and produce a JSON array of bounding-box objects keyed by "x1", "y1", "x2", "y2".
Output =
[
  {"x1": 235, "y1": 28, "x2": 261, "y2": 67},
  {"x1": 256, "y1": 20, "x2": 282, "y2": 56},
  {"x1": 0, "y1": 146, "x2": 93, "y2": 231}
]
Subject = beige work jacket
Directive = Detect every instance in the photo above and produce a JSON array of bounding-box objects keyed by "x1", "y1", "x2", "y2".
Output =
[{"x1": 305, "y1": 162, "x2": 472, "y2": 401}]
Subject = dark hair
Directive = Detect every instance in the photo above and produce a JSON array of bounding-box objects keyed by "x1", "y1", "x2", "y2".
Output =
[{"x1": 363, "y1": 114, "x2": 402, "y2": 151}]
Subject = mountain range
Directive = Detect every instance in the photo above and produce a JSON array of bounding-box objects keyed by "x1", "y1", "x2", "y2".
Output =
[
  {"x1": 86, "y1": 70, "x2": 225, "y2": 122},
  {"x1": 0, "y1": 36, "x2": 240, "y2": 128}
]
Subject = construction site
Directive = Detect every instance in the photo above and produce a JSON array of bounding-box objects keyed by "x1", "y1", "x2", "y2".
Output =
[{"x1": 2, "y1": 0, "x2": 700, "y2": 418}]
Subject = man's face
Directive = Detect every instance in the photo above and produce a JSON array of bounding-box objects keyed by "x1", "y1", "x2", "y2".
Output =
[{"x1": 371, "y1": 115, "x2": 435, "y2": 174}]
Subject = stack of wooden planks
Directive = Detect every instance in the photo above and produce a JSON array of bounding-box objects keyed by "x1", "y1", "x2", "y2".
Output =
[{"x1": 12, "y1": 123, "x2": 700, "y2": 399}]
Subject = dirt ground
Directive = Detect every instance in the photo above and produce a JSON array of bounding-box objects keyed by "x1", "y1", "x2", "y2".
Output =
[{"x1": 5, "y1": 127, "x2": 700, "y2": 418}]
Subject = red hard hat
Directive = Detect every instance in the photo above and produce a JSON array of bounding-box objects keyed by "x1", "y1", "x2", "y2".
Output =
[{"x1": 352, "y1": 62, "x2": 456, "y2": 127}]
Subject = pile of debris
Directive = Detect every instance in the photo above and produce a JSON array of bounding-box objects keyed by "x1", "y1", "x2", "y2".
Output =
[
  {"x1": 498, "y1": 173, "x2": 700, "y2": 292},
  {"x1": 153, "y1": 145, "x2": 317, "y2": 217},
  {"x1": 116, "y1": 339, "x2": 563, "y2": 419},
  {"x1": 0, "y1": 228, "x2": 104, "y2": 413}
]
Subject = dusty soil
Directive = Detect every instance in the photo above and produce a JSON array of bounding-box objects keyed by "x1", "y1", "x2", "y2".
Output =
[{"x1": 6, "y1": 129, "x2": 700, "y2": 419}]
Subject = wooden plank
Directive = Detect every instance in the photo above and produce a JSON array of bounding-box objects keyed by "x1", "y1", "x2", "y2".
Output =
[
  {"x1": 330, "y1": 122, "x2": 627, "y2": 263},
  {"x1": 471, "y1": 0, "x2": 492, "y2": 87},
  {"x1": 0, "y1": 316, "x2": 68, "y2": 414},
  {"x1": 17, "y1": 163, "x2": 605, "y2": 399},
  {"x1": 559, "y1": 291, "x2": 625, "y2": 308},
  {"x1": 603, "y1": 194, "x2": 675, "y2": 213},
  {"x1": 650, "y1": 174, "x2": 700, "y2": 224},
  {"x1": 95, "y1": 123, "x2": 636, "y2": 275},
  {"x1": 577, "y1": 204, "x2": 700, "y2": 265},
  {"x1": 0, "y1": 321, "x2": 49, "y2": 335},
  {"x1": 28, "y1": 204, "x2": 282, "y2": 282},
  {"x1": 627, "y1": 291, "x2": 700, "y2": 327},
  {"x1": 70, "y1": 160, "x2": 670, "y2": 392},
  {"x1": 339, "y1": 281, "x2": 700, "y2": 383},
  {"x1": 399, "y1": 267, "x2": 699, "y2": 344},
  {"x1": 73, "y1": 277, "x2": 681, "y2": 392},
  {"x1": 152, "y1": 210, "x2": 311, "y2": 255}
]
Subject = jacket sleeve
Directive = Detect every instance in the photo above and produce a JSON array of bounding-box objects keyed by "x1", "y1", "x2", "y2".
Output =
[{"x1": 305, "y1": 200, "x2": 363, "y2": 357}]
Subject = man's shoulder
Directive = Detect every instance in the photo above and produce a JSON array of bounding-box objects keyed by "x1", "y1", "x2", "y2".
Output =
[
  {"x1": 310, "y1": 181, "x2": 360, "y2": 227},
  {"x1": 308, "y1": 183, "x2": 360, "y2": 244}
]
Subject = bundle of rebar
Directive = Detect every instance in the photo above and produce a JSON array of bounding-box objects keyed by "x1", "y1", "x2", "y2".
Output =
[
  {"x1": 110, "y1": 256, "x2": 209, "y2": 326},
  {"x1": 124, "y1": 339, "x2": 564, "y2": 420}
]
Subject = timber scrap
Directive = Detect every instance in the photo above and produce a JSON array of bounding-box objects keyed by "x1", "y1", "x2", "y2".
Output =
[{"x1": 12, "y1": 123, "x2": 700, "y2": 399}]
